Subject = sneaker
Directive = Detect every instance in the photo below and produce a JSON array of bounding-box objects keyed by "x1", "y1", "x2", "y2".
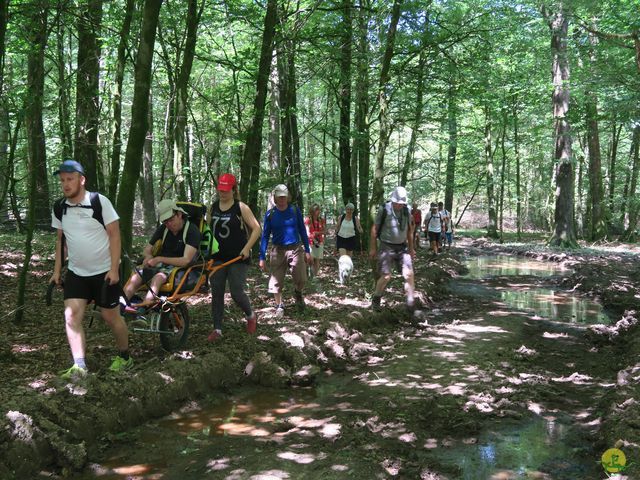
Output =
[
  {"x1": 60, "y1": 364, "x2": 88, "y2": 380},
  {"x1": 275, "y1": 304, "x2": 285, "y2": 319},
  {"x1": 246, "y1": 312, "x2": 257, "y2": 334},
  {"x1": 207, "y1": 329, "x2": 222, "y2": 342},
  {"x1": 406, "y1": 300, "x2": 416, "y2": 313},
  {"x1": 372, "y1": 295, "x2": 382, "y2": 312},
  {"x1": 109, "y1": 355, "x2": 133, "y2": 372},
  {"x1": 294, "y1": 290, "x2": 305, "y2": 313}
]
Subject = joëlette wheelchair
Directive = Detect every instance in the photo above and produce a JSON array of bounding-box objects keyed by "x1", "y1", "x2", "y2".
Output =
[
  {"x1": 47, "y1": 255, "x2": 241, "y2": 352},
  {"x1": 120, "y1": 255, "x2": 242, "y2": 351}
]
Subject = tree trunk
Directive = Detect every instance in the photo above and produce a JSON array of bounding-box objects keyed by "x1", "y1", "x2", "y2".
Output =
[
  {"x1": 622, "y1": 124, "x2": 640, "y2": 241},
  {"x1": 338, "y1": 0, "x2": 354, "y2": 205},
  {"x1": 544, "y1": 3, "x2": 577, "y2": 248},
  {"x1": 74, "y1": 0, "x2": 103, "y2": 192},
  {"x1": 369, "y1": 0, "x2": 402, "y2": 222},
  {"x1": 583, "y1": 31, "x2": 607, "y2": 240},
  {"x1": 401, "y1": 49, "x2": 425, "y2": 187},
  {"x1": 484, "y1": 105, "x2": 498, "y2": 238},
  {"x1": 268, "y1": 52, "x2": 280, "y2": 173},
  {"x1": 498, "y1": 113, "x2": 507, "y2": 243},
  {"x1": 608, "y1": 118, "x2": 622, "y2": 216},
  {"x1": 55, "y1": 13, "x2": 73, "y2": 159},
  {"x1": 116, "y1": 0, "x2": 162, "y2": 255},
  {"x1": 17, "y1": 2, "x2": 49, "y2": 322},
  {"x1": 24, "y1": 2, "x2": 49, "y2": 229},
  {"x1": 240, "y1": 0, "x2": 277, "y2": 213},
  {"x1": 279, "y1": 39, "x2": 303, "y2": 209},
  {"x1": 173, "y1": 0, "x2": 203, "y2": 201},
  {"x1": 108, "y1": 0, "x2": 135, "y2": 202},
  {"x1": 444, "y1": 84, "x2": 457, "y2": 215},
  {"x1": 139, "y1": 93, "x2": 156, "y2": 234},
  {"x1": 513, "y1": 94, "x2": 522, "y2": 241},
  {"x1": 355, "y1": 0, "x2": 371, "y2": 246}
]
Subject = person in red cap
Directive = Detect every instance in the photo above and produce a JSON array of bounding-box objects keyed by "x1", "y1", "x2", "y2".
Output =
[{"x1": 207, "y1": 173, "x2": 262, "y2": 341}]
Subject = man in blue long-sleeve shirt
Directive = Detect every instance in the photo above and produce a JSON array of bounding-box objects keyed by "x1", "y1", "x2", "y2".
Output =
[{"x1": 259, "y1": 184, "x2": 312, "y2": 318}]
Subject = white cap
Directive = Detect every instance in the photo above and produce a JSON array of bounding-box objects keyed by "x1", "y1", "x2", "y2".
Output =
[
  {"x1": 390, "y1": 186, "x2": 408, "y2": 205},
  {"x1": 274, "y1": 184, "x2": 289, "y2": 197}
]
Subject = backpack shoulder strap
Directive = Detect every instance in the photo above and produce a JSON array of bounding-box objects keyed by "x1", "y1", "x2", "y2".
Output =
[
  {"x1": 53, "y1": 197, "x2": 66, "y2": 222},
  {"x1": 89, "y1": 192, "x2": 105, "y2": 228}
]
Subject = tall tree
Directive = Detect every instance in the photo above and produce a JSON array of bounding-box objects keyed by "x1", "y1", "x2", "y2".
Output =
[
  {"x1": 16, "y1": 2, "x2": 48, "y2": 322},
  {"x1": 337, "y1": 0, "x2": 354, "y2": 205},
  {"x1": 543, "y1": 2, "x2": 577, "y2": 248},
  {"x1": 107, "y1": 0, "x2": 136, "y2": 202},
  {"x1": 24, "y1": 1, "x2": 49, "y2": 228},
  {"x1": 116, "y1": 0, "x2": 162, "y2": 255},
  {"x1": 444, "y1": 83, "x2": 457, "y2": 215},
  {"x1": 240, "y1": 0, "x2": 277, "y2": 213},
  {"x1": 622, "y1": 123, "x2": 640, "y2": 241},
  {"x1": 354, "y1": 0, "x2": 371, "y2": 244},
  {"x1": 369, "y1": 0, "x2": 402, "y2": 221},
  {"x1": 172, "y1": 0, "x2": 204, "y2": 200},
  {"x1": 583, "y1": 29, "x2": 607, "y2": 240},
  {"x1": 54, "y1": 8, "x2": 73, "y2": 159},
  {"x1": 484, "y1": 105, "x2": 498, "y2": 238},
  {"x1": 278, "y1": 38, "x2": 303, "y2": 208},
  {"x1": 74, "y1": 0, "x2": 103, "y2": 191}
]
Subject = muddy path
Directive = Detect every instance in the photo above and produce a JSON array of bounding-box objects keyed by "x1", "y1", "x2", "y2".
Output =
[
  {"x1": 1, "y1": 235, "x2": 639, "y2": 479},
  {"x1": 76, "y1": 245, "x2": 630, "y2": 479}
]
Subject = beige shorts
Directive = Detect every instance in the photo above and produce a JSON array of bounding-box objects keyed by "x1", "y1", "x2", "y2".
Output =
[{"x1": 268, "y1": 243, "x2": 307, "y2": 293}]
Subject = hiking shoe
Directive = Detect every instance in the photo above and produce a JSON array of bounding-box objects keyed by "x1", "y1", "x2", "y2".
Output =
[
  {"x1": 275, "y1": 304, "x2": 285, "y2": 319},
  {"x1": 109, "y1": 355, "x2": 133, "y2": 372},
  {"x1": 294, "y1": 290, "x2": 305, "y2": 313},
  {"x1": 246, "y1": 312, "x2": 257, "y2": 334},
  {"x1": 60, "y1": 364, "x2": 88, "y2": 380},
  {"x1": 207, "y1": 329, "x2": 222, "y2": 342},
  {"x1": 372, "y1": 295, "x2": 382, "y2": 312}
]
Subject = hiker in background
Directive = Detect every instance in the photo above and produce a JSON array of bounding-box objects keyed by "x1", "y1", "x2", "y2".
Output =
[
  {"x1": 304, "y1": 203, "x2": 326, "y2": 278},
  {"x1": 259, "y1": 184, "x2": 312, "y2": 318},
  {"x1": 369, "y1": 186, "x2": 416, "y2": 311},
  {"x1": 122, "y1": 199, "x2": 201, "y2": 306},
  {"x1": 424, "y1": 202, "x2": 444, "y2": 255},
  {"x1": 438, "y1": 201, "x2": 454, "y2": 251},
  {"x1": 335, "y1": 202, "x2": 363, "y2": 257},
  {"x1": 207, "y1": 173, "x2": 262, "y2": 342},
  {"x1": 50, "y1": 159, "x2": 132, "y2": 379},
  {"x1": 411, "y1": 202, "x2": 422, "y2": 248}
]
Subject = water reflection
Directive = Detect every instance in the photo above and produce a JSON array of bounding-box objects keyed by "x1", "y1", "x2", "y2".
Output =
[
  {"x1": 429, "y1": 417, "x2": 593, "y2": 479},
  {"x1": 464, "y1": 255, "x2": 610, "y2": 324},
  {"x1": 465, "y1": 255, "x2": 567, "y2": 279},
  {"x1": 497, "y1": 288, "x2": 610, "y2": 324}
]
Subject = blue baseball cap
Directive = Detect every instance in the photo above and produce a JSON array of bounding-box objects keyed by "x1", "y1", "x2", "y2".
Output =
[{"x1": 53, "y1": 159, "x2": 85, "y2": 176}]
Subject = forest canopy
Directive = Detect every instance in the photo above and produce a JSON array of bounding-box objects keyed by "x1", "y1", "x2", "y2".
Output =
[{"x1": 1, "y1": 0, "x2": 639, "y2": 250}]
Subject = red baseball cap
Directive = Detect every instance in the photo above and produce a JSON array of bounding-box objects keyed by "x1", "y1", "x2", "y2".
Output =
[{"x1": 218, "y1": 173, "x2": 237, "y2": 191}]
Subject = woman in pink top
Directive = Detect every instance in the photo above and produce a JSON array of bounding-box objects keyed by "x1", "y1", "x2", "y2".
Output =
[{"x1": 304, "y1": 203, "x2": 326, "y2": 277}]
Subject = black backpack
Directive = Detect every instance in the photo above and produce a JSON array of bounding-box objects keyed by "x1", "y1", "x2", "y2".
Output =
[{"x1": 53, "y1": 191, "x2": 104, "y2": 227}]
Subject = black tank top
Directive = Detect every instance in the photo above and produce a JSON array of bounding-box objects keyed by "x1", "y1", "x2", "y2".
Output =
[{"x1": 210, "y1": 200, "x2": 249, "y2": 262}]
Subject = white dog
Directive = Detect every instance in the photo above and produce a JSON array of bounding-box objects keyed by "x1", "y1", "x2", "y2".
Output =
[{"x1": 338, "y1": 254, "x2": 354, "y2": 285}]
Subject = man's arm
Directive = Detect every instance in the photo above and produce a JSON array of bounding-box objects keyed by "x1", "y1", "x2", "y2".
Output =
[
  {"x1": 105, "y1": 220, "x2": 121, "y2": 285},
  {"x1": 50, "y1": 229, "x2": 64, "y2": 285}
]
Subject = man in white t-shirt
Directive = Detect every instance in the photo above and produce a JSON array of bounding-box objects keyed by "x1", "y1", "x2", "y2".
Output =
[
  {"x1": 438, "y1": 201, "x2": 453, "y2": 251},
  {"x1": 50, "y1": 160, "x2": 132, "y2": 379}
]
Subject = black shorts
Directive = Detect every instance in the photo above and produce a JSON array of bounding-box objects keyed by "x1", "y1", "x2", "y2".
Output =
[
  {"x1": 336, "y1": 235, "x2": 357, "y2": 251},
  {"x1": 64, "y1": 270, "x2": 120, "y2": 309}
]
